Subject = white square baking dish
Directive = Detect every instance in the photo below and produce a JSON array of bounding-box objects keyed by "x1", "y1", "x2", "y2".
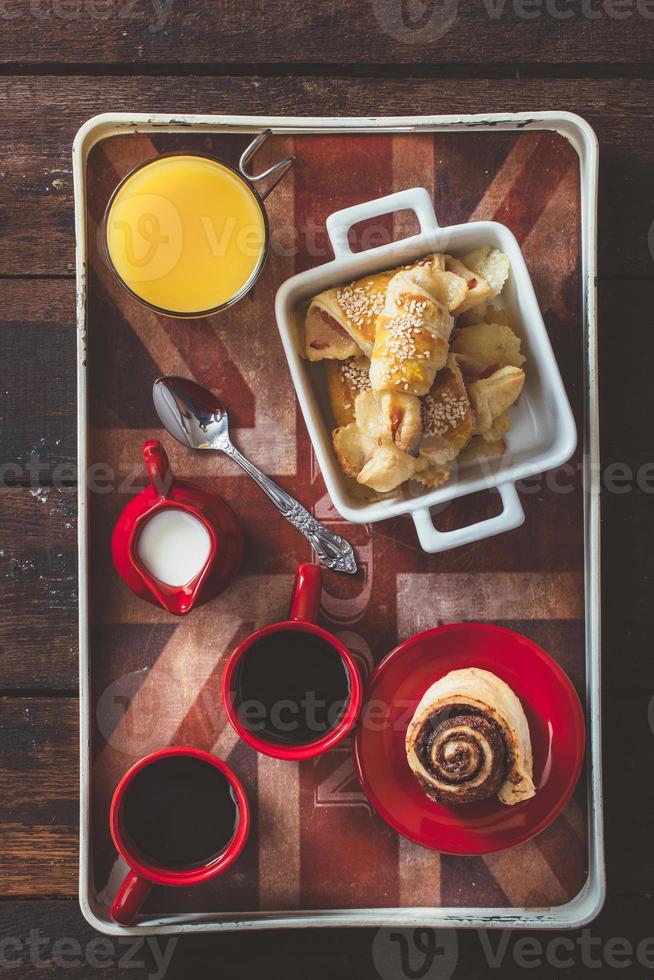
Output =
[{"x1": 275, "y1": 187, "x2": 577, "y2": 554}]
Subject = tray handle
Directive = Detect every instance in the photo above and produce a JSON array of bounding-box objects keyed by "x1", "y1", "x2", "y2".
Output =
[
  {"x1": 325, "y1": 187, "x2": 440, "y2": 260},
  {"x1": 412, "y1": 483, "x2": 525, "y2": 554}
]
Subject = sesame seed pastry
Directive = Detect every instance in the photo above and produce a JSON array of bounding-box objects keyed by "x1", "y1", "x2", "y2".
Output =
[
  {"x1": 304, "y1": 270, "x2": 395, "y2": 361},
  {"x1": 325, "y1": 356, "x2": 372, "y2": 428},
  {"x1": 405, "y1": 667, "x2": 536, "y2": 806},
  {"x1": 369, "y1": 256, "x2": 468, "y2": 396},
  {"x1": 415, "y1": 355, "x2": 473, "y2": 489},
  {"x1": 302, "y1": 247, "x2": 522, "y2": 497}
]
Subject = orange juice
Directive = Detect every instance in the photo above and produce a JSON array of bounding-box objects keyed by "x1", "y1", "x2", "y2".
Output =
[{"x1": 105, "y1": 155, "x2": 267, "y2": 316}]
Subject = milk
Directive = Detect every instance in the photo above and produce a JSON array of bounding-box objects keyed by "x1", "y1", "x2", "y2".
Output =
[{"x1": 137, "y1": 508, "x2": 212, "y2": 587}]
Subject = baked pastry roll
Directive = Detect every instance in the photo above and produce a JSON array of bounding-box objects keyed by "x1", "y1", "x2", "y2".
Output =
[
  {"x1": 332, "y1": 388, "x2": 422, "y2": 493},
  {"x1": 415, "y1": 355, "x2": 473, "y2": 488},
  {"x1": 468, "y1": 365, "x2": 525, "y2": 441},
  {"x1": 459, "y1": 436, "x2": 506, "y2": 462},
  {"x1": 304, "y1": 271, "x2": 395, "y2": 361},
  {"x1": 304, "y1": 306, "x2": 361, "y2": 361},
  {"x1": 457, "y1": 300, "x2": 511, "y2": 329},
  {"x1": 405, "y1": 667, "x2": 535, "y2": 806},
  {"x1": 356, "y1": 389, "x2": 422, "y2": 456},
  {"x1": 325, "y1": 356, "x2": 371, "y2": 428},
  {"x1": 411, "y1": 254, "x2": 470, "y2": 311},
  {"x1": 370, "y1": 260, "x2": 458, "y2": 396},
  {"x1": 451, "y1": 322, "x2": 525, "y2": 373},
  {"x1": 445, "y1": 247, "x2": 510, "y2": 314},
  {"x1": 464, "y1": 246, "x2": 511, "y2": 296}
]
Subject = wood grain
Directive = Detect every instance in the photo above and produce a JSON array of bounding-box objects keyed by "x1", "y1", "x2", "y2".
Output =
[
  {"x1": 0, "y1": 10, "x2": 647, "y2": 948},
  {"x1": 0, "y1": 487, "x2": 77, "y2": 689},
  {"x1": 0, "y1": 698, "x2": 78, "y2": 896},
  {"x1": 0, "y1": 0, "x2": 653, "y2": 67},
  {"x1": 0, "y1": 76, "x2": 653, "y2": 276},
  {"x1": 0, "y1": 279, "x2": 76, "y2": 473}
]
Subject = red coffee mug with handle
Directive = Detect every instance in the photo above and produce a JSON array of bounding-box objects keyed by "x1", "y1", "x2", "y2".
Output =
[
  {"x1": 222, "y1": 564, "x2": 362, "y2": 760},
  {"x1": 109, "y1": 746, "x2": 249, "y2": 926}
]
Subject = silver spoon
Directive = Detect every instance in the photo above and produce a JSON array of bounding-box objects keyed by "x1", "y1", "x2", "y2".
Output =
[{"x1": 152, "y1": 376, "x2": 357, "y2": 575}]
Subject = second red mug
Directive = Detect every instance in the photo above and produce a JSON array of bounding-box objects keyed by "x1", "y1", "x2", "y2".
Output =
[
  {"x1": 109, "y1": 746, "x2": 249, "y2": 925},
  {"x1": 222, "y1": 564, "x2": 362, "y2": 760}
]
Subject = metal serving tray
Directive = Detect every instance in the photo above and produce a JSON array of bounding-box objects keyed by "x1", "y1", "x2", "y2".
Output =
[{"x1": 73, "y1": 112, "x2": 602, "y2": 935}]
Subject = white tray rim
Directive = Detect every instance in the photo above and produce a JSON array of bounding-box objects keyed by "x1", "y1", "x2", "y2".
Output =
[{"x1": 73, "y1": 110, "x2": 602, "y2": 935}]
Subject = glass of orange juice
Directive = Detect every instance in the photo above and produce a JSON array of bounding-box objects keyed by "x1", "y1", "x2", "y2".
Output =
[{"x1": 102, "y1": 131, "x2": 293, "y2": 318}]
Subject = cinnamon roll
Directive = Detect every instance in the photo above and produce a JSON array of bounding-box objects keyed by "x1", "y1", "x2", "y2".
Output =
[{"x1": 405, "y1": 668, "x2": 535, "y2": 806}]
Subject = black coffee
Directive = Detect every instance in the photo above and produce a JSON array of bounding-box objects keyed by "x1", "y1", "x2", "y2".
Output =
[
  {"x1": 233, "y1": 630, "x2": 351, "y2": 746},
  {"x1": 121, "y1": 756, "x2": 239, "y2": 870}
]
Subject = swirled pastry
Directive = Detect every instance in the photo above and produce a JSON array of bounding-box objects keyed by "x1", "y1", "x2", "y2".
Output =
[
  {"x1": 405, "y1": 668, "x2": 535, "y2": 806},
  {"x1": 304, "y1": 271, "x2": 395, "y2": 361}
]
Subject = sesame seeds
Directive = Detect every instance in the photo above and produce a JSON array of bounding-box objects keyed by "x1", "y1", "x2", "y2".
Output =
[
  {"x1": 336, "y1": 284, "x2": 386, "y2": 327},
  {"x1": 422, "y1": 388, "x2": 469, "y2": 437},
  {"x1": 377, "y1": 296, "x2": 434, "y2": 391},
  {"x1": 341, "y1": 358, "x2": 371, "y2": 395}
]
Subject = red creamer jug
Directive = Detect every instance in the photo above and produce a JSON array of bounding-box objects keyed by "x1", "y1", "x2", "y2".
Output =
[{"x1": 112, "y1": 439, "x2": 243, "y2": 615}]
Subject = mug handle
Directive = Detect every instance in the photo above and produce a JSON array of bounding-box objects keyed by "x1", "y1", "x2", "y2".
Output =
[
  {"x1": 412, "y1": 483, "x2": 525, "y2": 555},
  {"x1": 325, "y1": 187, "x2": 440, "y2": 260},
  {"x1": 110, "y1": 869, "x2": 152, "y2": 926},
  {"x1": 288, "y1": 563, "x2": 322, "y2": 623},
  {"x1": 143, "y1": 439, "x2": 173, "y2": 500}
]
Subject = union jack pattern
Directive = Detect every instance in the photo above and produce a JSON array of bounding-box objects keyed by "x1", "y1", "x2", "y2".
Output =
[{"x1": 85, "y1": 127, "x2": 587, "y2": 916}]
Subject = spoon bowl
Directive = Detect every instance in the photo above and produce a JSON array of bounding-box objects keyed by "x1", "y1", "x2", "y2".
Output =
[{"x1": 153, "y1": 376, "x2": 230, "y2": 450}]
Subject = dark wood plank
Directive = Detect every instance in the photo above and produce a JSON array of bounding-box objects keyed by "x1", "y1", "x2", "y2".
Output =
[
  {"x1": 1, "y1": 0, "x2": 653, "y2": 67},
  {"x1": 0, "y1": 698, "x2": 78, "y2": 896},
  {"x1": 0, "y1": 76, "x2": 653, "y2": 276},
  {"x1": 0, "y1": 279, "x2": 76, "y2": 474},
  {"x1": 0, "y1": 487, "x2": 77, "y2": 690}
]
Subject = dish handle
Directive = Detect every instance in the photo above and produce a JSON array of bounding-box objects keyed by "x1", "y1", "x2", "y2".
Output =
[
  {"x1": 412, "y1": 483, "x2": 525, "y2": 554},
  {"x1": 325, "y1": 187, "x2": 439, "y2": 260}
]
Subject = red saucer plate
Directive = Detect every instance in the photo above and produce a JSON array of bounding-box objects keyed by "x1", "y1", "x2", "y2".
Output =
[{"x1": 353, "y1": 623, "x2": 586, "y2": 855}]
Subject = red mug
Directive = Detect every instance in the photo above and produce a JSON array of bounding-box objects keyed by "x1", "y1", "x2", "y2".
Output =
[
  {"x1": 222, "y1": 564, "x2": 362, "y2": 760},
  {"x1": 109, "y1": 746, "x2": 250, "y2": 926},
  {"x1": 112, "y1": 439, "x2": 243, "y2": 615}
]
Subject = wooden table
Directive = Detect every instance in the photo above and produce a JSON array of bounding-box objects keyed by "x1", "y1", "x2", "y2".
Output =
[{"x1": 0, "y1": 4, "x2": 652, "y2": 976}]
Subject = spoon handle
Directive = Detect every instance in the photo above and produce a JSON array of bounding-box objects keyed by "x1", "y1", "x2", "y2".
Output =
[{"x1": 222, "y1": 442, "x2": 357, "y2": 575}]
